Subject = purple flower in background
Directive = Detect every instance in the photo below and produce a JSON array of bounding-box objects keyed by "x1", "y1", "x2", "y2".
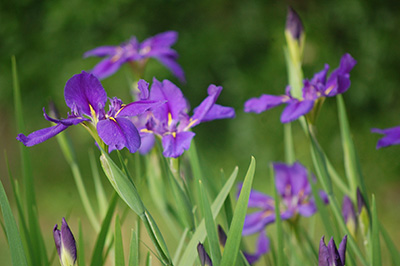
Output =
[
  {"x1": 342, "y1": 195, "x2": 357, "y2": 237},
  {"x1": 53, "y1": 218, "x2": 77, "y2": 266},
  {"x1": 371, "y1": 126, "x2": 400, "y2": 149},
  {"x1": 319, "y1": 235, "x2": 347, "y2": 266},
  {"x1": 84, "y1": 31, "x2": 185, "y2": 82},
  {"x1": 241, "y1": 162, "x2": 320, "y2": 236},
  {"x1": 17, "y1": 72, "x2": 162, "y2": 153},
  {"x1": 135, "y1": 78, "x2": 235, "y2": 158},
  {"x1": 244, "y1": 53, "x2": 356, "y2": 123}
]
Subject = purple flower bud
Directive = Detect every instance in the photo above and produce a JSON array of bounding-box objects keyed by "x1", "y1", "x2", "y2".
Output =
[
  {"x1": 318, "y1": 235, "x2": 347, "y2": 266},
  {"x1": 356, "y1": 188, "x2": 367, "y2": 215},
  {"x1": 342, "y1": 196, "x2": 357, "y2": 237},
  {"x1": 53, "y1": 218, "x2": 77, "y2": 266},
  {"x1": 218, "y1": 225, "x2": 227, "y2": 247},
  {"x1": 197, "y1": 243, "x2": 213, "y2": 266},
  {"x1": 286, "y1": 7, "x2": 304, "y2": 41}
]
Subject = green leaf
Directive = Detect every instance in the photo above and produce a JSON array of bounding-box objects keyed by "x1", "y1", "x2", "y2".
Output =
[
  {"x1": 146, "y1": 252, "x2": 152, "y2": 266},
  {"x1": 90, "y1": 193, "x2": 118, "y2": 266},
  {"x1": 220, "y1": 157, "x2": 256, "y2": 266},
  {"x1": 173, "y1": 228, "x2": 189, "y2": 265},
  {"x1": 0, "y1": 177, "x2": 28, "y2": 266},
  {"x1": 89, "y1": 150, "x2": 108, "y2": 219},
  {"x1": 177, "y1": 166, "x2": 239, "y2": 266},
  {"x1": 379, "y1": 222, "x2": 400, "y2": 265},
  {"x1": 128, "y1": 229, "x2": 139, "y2": 266},
  {"x1": 199, "y1": 180, "x2": 221, "y2": 266},
  {"x1": 371, "y1": 195, "x2": 381, "y2": 266},
  {"x1": 115, "y1": 215, "x2": 125, "y2": 266},
  {"x1": 78, "y1": 220, "x2": 86, "y2": 266}
]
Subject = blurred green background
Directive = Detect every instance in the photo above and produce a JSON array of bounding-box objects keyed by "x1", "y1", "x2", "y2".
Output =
[{"x1": 1, "y1": 0, "x2": 400, "y2": 264}]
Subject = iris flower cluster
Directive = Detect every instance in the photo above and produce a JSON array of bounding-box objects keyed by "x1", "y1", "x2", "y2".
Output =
[
  {"x1": 239, "y1": 162, "x2": 328, "y2": 263},
  {"x1": 244, "y1": 54, "x2": 357, "y2": 123},
  {"x1": 84, "y1": 31, "x2": 185, "y2": 82}
]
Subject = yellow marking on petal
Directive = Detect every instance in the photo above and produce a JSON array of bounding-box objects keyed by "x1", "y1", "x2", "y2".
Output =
[
  {"x1": 325, "y1": 85, "x2": 334, "y2": 95},
  {"x1": 140, "y1": 128, "x2": 153, "y2": 134},
  {"x1": 89, "y1": 104, "x2": 98, "y2": 124},
  {"x1": 172, "y1": 132, "x2": 177, "y2": 138},
  {"x1": 115, "y1": 104, "x2": 126, "y2": 117},
  {"x1": 111, "y1": 47, "x2": 123, "y2": 63},
  {"x1": 139, "y1": 46, "x2": 151, "y2": 55},
  {"x1": 186, "y1": 118, "x2": 198, "y2": 129},
  {"x1": 109, "y1": 117, "x2": 117, "y2": 123},
  {"x1": 167, "y1": 112, "x2": 173, "y2": 127}
]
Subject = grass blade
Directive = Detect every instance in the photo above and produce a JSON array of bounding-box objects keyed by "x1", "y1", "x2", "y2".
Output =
[
  {"x1": 115, "y1": 215, "x2": 125, "y2": 266},
  {"x1": 220, "y1": 157, "x2": 256, "y2": 266},
  {"x1": 371, "y1": 195, "x2": 381, "y2": 266},
  {"x1": 271, "y1": 165, "x2": 285, "y2": 266},
  {"x1": 129, "y1": 228, "x2": 139, "y2": 266},
  {"x1": 177, "y1": 166, "x2": 239, "y2": 266},
  {"x1": 0, "y1": 177, "x2": 28, "y2": 266}
]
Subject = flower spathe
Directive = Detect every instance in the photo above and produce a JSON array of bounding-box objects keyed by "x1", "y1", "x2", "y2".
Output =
[
  {"x1": 244, "y1": 53, "x2": 357, "y2": 123},
  {"x1": 319, "y1": 235, "x2": 347, "y2": 266},
  {"x1": 84, "y1": 31, "x2": 185, "y2": 82},
  {"x1": 135, "y1": 78, "x2": 235, "y2": 158},
  {"x1": 53, "y1": 218, "x2": 77, "y2": 266},
  {"x1": 17, "y1": 71, "x2": 162, "y2": 153}
]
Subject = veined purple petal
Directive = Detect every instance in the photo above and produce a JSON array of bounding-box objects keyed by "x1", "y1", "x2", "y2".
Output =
[
  {"x1": 329, "y1": 53, "x2": 357, "y2": 81},
  {"x1": 60, "y1": 218, "x2": 77, "y2": 264},
  {"x1": 141, "y1": 31, "x2": 178, "y2": 50},
  {"x1": 150, "y1": 78, "x2": 189, "y2": 122},
  {"x1": 90, "y1": 57, "x2": 127, "y2": 80},
  {"x1": 196, "y1": 104, "x2": 235, "y2": 123},
  {"x1": 161, "y1": 131, "x2": 195, "y2": 158},
  {"x1": 84, "y1": 46, "x2": 118, "y2": 58},
  {"x1": 64, "y1": 71, "x2": 107, "y2": 117},
  {"x1": 244, "y1": 94, "x2": 290, "y2": 114},
  {"x1": 371, "y1": 126, "x2": 400, "y2": 149},
  {"x1": 138, "y1": 133, "x2": 155, "y2": 154},
  {"x1": 43, "y1": 108, "x2": 88, "y2": 126},
  {"x1": 242, "y1": 211, "x2": 275, "y2": 236},
  {"x1": 298, "y1": 201, "x2": 317, "y2": 217},
  {"x1": 243, "y1": 230, "x2": 270, "y2": 264},
  {"x1": 280, "y1": 99, "x2": 314, "y2": 123},
  {"x1": 117, "y1": 100, "x2": 165, "y2": 117},
  {"x1": 237, "y1": 184, "x2": 275, "y2": 209},
  {"x1": 191, "y1": 84, "x2": 223, "y2": 125},
  {"x1": 97, "y1": 117, "x2": 140, "y2": 153},
  {"x1": 17, "y1": 123, "x2": 70, "y2": 147}
]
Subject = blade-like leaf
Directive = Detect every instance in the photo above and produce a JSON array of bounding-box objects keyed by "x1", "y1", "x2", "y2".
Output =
[
  {"x1": 200, "y1": 180, "x2": 221, "y2": 266},
  {"x1": 129, "y1": 228, "x2": 139, "y2": 266},
  {"x1": 178, "y1": 166, "x2": 239, "y2": 266},
  {"x1": 115, "y1": 215, "x2": 125, "y2": 266},
  {"x1": 271, "y1": 165, "x2": 285, "y2": 266},
  {"x1": 220, "y1": 157, "x2": 256, "y2": 266},
  {"x1": 0, "y1": 178, "x2": 28, "y2": 266},
  {"x1": 371, "y1": 195, "x2": 381, "y2": 266},
  {"x1": 90, "y1": 193, "x2": 118, "y2": 266},
  {"x1": 78, "y1": 219, "x2": 86, "y2": 266}
]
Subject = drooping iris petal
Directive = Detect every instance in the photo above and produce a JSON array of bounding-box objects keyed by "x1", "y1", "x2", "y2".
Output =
[
  {"x1": 141, "y1": 31, "x2": 178, "y2": 50},
  {"x1": 191, "y1": 85, "x2": 223, "y2": 123},
  {"x1": 196, "y1": 104, "x2": 235, "y2": 123},
  {"x1": 43, "y1": 108, "x2": 89, "y2": 126},
  {"x1": 64, "y1": 71, "x2": 107, "y2": 116},
  {"x1": 138, "y1": 133, "x2": 155, "y2": 155},
  {"x1": 161, "y1": 131, "x2": 195, "y2": 158},
  {"x1": 298, "y1": 201, "x2": 317, "y2": 217},
  {"x1": 246, "y1": 188, "x2": 275, "y2": 209},
  {"x1": 90, "y1": 57, "x2": 127, "y2": 80},
  {"x1": 243, "y1": 230, "x2": 270, "y2": 264},
  {"x1": 156, "y1": 56, "x2": 186, "y2": 83},
  {"x1": 83, "y1": 46, "x2": 118, "y2": 58},
  {"x1": 97, "y1": 117, "x2": 140, "y2": 153},
  {"x1": 242, "y1": 211, "x2": 275, "y2": 236},
  {"x1": 280, "y1": 99, "x2": 315, "y2": 123},
  {"x1": 17, "y1": 124, "x2": 70, "y2": 147},
  {"x1": 371, "y1": 126, "x2": 400, "y2": 148},
  {"x1": 244, "y1": 94, "x2": 290, "y2": 114},
  {"x1": 117, "y1": 100, "x2": 165, "y2": 117}
]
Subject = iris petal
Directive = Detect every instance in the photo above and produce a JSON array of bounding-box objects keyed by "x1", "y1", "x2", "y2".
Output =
[
  {"x1": 161, "y1": 131, "x2": 195, "y2": 158},
  {"x1": 17, "y1": 123, "x2": 69, "y2": 147}
]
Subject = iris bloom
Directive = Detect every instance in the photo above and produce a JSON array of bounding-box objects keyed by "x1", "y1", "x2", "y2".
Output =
[
  {"x1": 244, "y1": 53, "x2": 356, "y2": 123},
  {"x1": 84, "y1": 31, "x2": 185, "y2": 82},
  {"x1": 371, "y1": 126, "x2": 400, "y2": 149},
  {"x1": 135, "y1": 78, "x2": 235, "y2": 158},
  {"x1": 319, "y1": 235, "x2": 347, "y2": 266},
  {"x1": 242, "y1": 162, "x2": 322, "y2": 236},
  {"x1": 53, "y1": 218, "x2": 77, "y2": 266},
  {"x1": 17, "y1": 71, "x2": 162, "y2": 153}
]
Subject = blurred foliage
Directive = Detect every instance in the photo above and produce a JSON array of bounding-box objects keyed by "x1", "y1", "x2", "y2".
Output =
[{"x1": 1, "y1": 0, "x2": 400, "y2": 264}]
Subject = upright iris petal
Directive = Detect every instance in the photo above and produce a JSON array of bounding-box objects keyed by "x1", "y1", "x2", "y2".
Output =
[
  {"x1": 53, "y1": 218, "x2": 77, "y2": 266},
  {"x1": 17, "y1": 72, "x2": 162, "y2": 154},
  {"x1": 244, "y1": 54, "x2": 356, "y2": 123},
  {"x1": 134, "y1": 78, "x2": 235, "y2": 158},
  {"x1": 84, "y1": 31, "x2": 185, "y2": 82}
]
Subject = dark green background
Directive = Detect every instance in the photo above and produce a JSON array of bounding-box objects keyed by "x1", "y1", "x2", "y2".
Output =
[{"x1": 1, "y1": 0, "x2": 400, "y2": 264}]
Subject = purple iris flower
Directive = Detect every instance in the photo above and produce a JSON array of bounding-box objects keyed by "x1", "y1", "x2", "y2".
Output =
[
  {"x1": 84, "y1": 31, "x2": 185, "y2": 82},
  {"x1": 319, "y1": 235, "x2": 347, "y2": 266},
  {"x1": 241, "y1": 162, "x2": 320, "y2": 236},
  {"x1": 17, "y1": 71, "x2": 162, "y2": 153},
  {"x1": 371, "y1": 126, "x2": 400, "y2": 149},
  {"x1": 244, "y1": 53, "x2": 356, "y2": 123},
  {"x1": 135, "y1": 78, "x2": 235, "y2": 158},
  {"x1": 53, "y1": 218, "x2": 77, "y2": 266}
]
